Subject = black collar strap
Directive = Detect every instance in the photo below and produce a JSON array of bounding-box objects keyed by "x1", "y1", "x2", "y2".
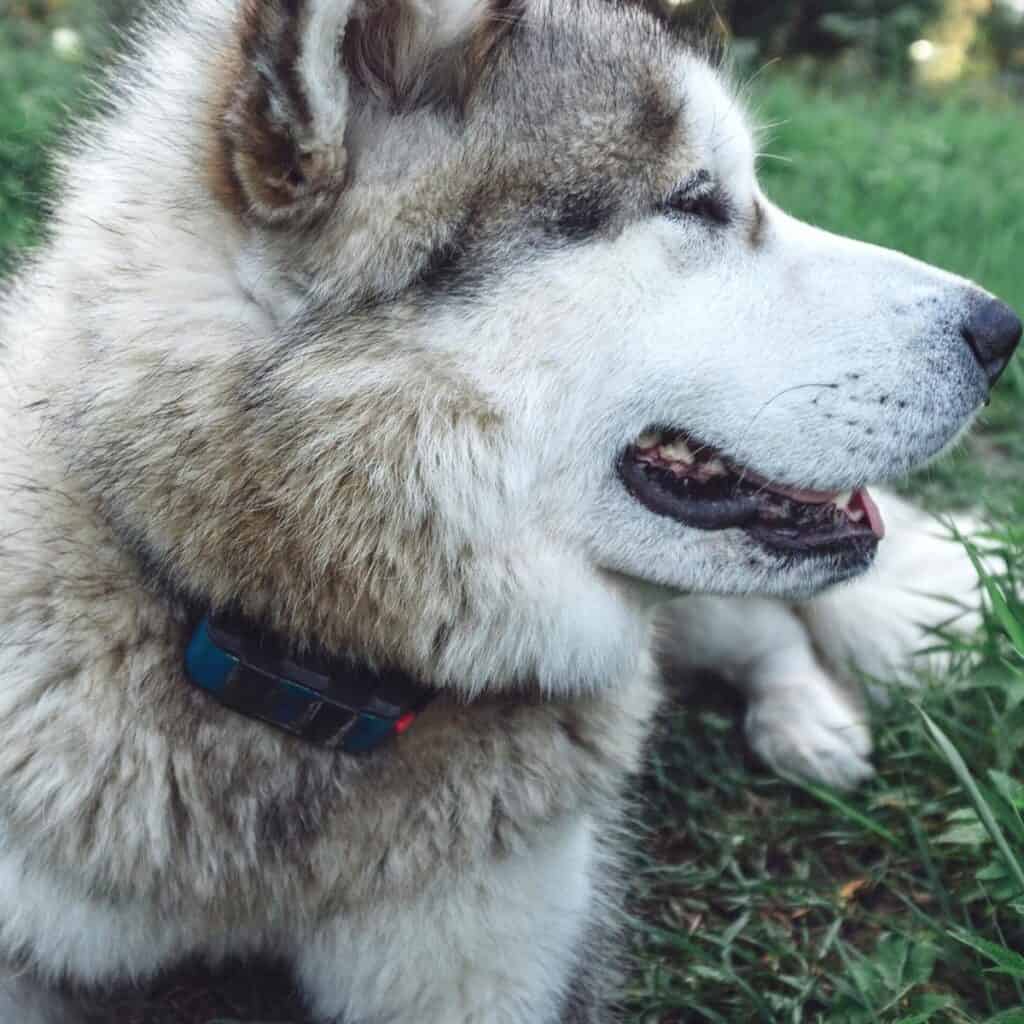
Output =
[{"x1": 185, "y1": 612, "x2": 434, "y2": 753}]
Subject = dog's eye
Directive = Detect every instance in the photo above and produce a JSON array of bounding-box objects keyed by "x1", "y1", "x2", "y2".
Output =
[{"x1": 663, "y1": 181, "x2": 731, "y2": 225}]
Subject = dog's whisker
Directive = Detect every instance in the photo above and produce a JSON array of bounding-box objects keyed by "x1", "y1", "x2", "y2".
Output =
[
  {"x1": 732, "y1": 383, "x2": 839, "y2": 467},
  {"x1": 757, "y1": 151, "x2": 795, "y2": 165}
]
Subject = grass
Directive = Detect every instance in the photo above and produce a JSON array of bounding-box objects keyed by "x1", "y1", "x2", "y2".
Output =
[
  {"x1": 627, "y1": 540, "x2": 1024, "y2": 1023},
  {"x1": 0, "y1": 3, "x2": 124, "y2": 272},
  {"x1": 2, "y1": 14, "x2": 1024, "y2": 1024}
]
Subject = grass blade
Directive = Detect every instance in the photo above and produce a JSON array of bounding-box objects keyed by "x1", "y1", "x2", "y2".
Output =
[
  {"x1": 959, "y1": 537, "x2": 1024, "y2": 654},
  {"x1": 950, "y1": 930, "x2": 1024, "y2": 978},
  {"x1": 794, "y1": 779, "x2": 904, "y2": 850},
  {"x1": 919, "y1": 709, "x2": 1024, "y2": 896}
]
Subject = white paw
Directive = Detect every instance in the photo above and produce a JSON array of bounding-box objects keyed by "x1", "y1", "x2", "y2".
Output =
[{"x1": 745, "y1": 682, "x2": 874, "y2": 790}]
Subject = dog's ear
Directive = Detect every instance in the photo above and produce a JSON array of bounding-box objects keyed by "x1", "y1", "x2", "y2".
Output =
[{"x1": 211, "y1": 0, "x2": 520, "y2": 225}]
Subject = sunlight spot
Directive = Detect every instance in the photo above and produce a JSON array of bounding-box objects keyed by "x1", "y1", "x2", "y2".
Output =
[{"x1": 909, "y1": 39, "x2": 938, "y2": 63}]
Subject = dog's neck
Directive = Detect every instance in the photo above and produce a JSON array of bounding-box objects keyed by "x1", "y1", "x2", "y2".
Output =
[
  {"x1": 183, "y1": 610, "x2": 434, "y2": 753},
  {"x1": 0, "y1": 434, "x2": 665, "y2": 912},
  {"x1": 99, "y1": 514, "x2": 436, "y2": 751},
  {"x1": 12, "y1": 388, "x2": 659, "y2": 717}
]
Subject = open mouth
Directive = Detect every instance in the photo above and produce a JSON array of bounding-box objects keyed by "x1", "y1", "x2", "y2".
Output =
[{"x1": 618, "y1": 429, "x2": 885, "y2": 558}]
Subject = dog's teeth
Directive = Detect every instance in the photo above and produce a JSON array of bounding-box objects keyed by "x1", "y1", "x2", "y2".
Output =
[
  {"x1": 637, "y1": 432, "x2": 661, "y2": 450},
  {"x1": 836, "y1": 491, "x2": 866, "y2": 521},
  {"x1": 660, "y1": 441, "x2": 695, "y2": 464}
]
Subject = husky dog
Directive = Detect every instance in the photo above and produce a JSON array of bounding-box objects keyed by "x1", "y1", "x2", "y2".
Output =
[{"x1": 0, "y1": 0, "x2": 1019, "y2": 1020}]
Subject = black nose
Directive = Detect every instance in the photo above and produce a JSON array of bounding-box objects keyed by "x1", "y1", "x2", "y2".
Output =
[{"x1": 962, "y1": 297, "x2": 1022, "y2": 388}]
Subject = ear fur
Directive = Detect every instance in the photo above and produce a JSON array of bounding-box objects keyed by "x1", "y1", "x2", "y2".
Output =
[
  {"x1": 342, "y1": 0, "x2": 514, "y2": 107},
  {"x1": 212, "y1": 0, "x2": 523, "y2": 225},
  {"x1": 214, "y1": 0, "x2": 356, "y2": 224}
]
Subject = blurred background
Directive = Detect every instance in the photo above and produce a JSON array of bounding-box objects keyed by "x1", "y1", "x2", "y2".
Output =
[{"x1": 662, "y1": 0, "x2": 1024, "y2": 84}]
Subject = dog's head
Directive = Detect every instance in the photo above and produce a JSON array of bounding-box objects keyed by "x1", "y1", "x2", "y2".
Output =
[{"x1": 66, "y1": 0, "x2": 1020, "y2": 692}]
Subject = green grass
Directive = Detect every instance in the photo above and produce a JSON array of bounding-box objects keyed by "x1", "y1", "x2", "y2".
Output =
[
  {"x1": 627, "y1": 525, "x2": 1024, "y2": 1024},
  {"x1": 2, "y1": 19, "x2": 1024, "y2": 1024},
  {"x1": 0, "y1": 2, "x2": 123, "y2": 272}
]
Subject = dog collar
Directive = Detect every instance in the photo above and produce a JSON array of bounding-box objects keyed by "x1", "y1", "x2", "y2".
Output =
[{"x1": 185, "y1": 612, "x2": 432, "y2": 753}]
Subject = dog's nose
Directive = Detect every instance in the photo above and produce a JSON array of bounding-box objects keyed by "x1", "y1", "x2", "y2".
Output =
[{"x1": 962, "y1": 297, "x2": 1022, "y2": 388}]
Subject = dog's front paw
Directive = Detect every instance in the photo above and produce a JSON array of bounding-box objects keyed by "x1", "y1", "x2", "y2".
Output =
[{"x1": 745, "y1": 680, "x2": 873, "y2": 790}]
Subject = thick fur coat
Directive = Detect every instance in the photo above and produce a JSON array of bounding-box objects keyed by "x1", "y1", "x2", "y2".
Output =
[{"x1": 0, "y1": 0, "x2": 1016, "y2": 1020}]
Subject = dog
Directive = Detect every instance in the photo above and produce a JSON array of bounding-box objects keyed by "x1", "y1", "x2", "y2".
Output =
[{"x1": 0, "y1": 0, "x2": 1018, "y2": 1020}]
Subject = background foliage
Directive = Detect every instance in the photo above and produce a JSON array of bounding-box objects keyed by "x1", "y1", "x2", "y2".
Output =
[
  {"x1": 726, "y1": 0, "x2": 945, "y2": 76},
  {"x1": 660, "y1": 0, "x2": 1024, "y2": 79},
  {"x1": 1, "y1": 1, "x2": 1023, "y2": 1023}
]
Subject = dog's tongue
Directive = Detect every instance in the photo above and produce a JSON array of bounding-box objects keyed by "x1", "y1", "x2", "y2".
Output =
[{"x1": 851, "y1": 487, "x2": 886, "y2": 539}]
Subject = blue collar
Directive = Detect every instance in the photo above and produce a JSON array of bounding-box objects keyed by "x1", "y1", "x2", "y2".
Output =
[{"x1": 185, "y1": 613, "x2": 433, "y2": 753}]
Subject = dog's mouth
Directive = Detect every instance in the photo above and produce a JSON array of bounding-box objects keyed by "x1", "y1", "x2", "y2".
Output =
[{"x1": 618, "y1": 429, "x2": 885, "y2": 557}]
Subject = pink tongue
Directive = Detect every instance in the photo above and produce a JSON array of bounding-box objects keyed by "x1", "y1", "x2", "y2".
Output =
[{"x1": 853, "y1": 487, "x2": 886, "y2": 539}]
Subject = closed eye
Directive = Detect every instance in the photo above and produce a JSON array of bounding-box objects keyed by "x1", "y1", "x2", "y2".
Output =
[{"x1": 662, "y1": 172, "x2": 732, "y2": 226}]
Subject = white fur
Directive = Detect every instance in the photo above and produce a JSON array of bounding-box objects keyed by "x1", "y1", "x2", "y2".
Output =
[
  {"x1": 659, "y1": 593, "x2": 874, "y2": 788},
  {"x1": 0, "y1": 818, "x2": 595, "y2": 1023},
  {"x1": 301, "y1": 0, "x2": 357, "y2": 147},
  {"x1": 298, "y1": 818, "x2": 595, "y2": 1023},
  {"x1": 799, "y1": 491, "x2": 983, "y2": 696}
]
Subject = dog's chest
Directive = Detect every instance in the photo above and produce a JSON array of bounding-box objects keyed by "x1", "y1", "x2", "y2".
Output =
[{"x1": 0, "y1": 624, "x2": 659, "y2": 927}]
